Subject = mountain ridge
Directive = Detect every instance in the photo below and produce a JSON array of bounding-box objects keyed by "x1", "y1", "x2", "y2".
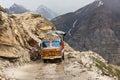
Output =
[
  {"x1": 52, "y1": 0, "x2": 120, "y2": 65},
  {"x1": 36, "y1": 5, "x2": 58, "y2": 20},
  {"x1": 6, "y1": 3, "x2": 29, "y2": 14},
  {"x1": 0, "y1": 5, "x2": 120, "y2": 80},
  {"x1": 6, "y1": 4, "x2": 58, "y2": 20}
]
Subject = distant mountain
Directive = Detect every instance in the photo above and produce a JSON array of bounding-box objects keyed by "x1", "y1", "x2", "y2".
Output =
[
  {"x1": 52, "y1": 0, "x2": 120, "y2": 65},
  {"x1": 6, "y1": 4, "x2": 58, "y2": 20},
  {"x1": 6, "y1": 3, "x2": 29, "y2": 14},
  {"x1": 36, "y1": 5, "x2": 58, "y2": 20}
]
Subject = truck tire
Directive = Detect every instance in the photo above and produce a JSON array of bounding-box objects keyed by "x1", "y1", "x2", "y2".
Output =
[
  {"x1": 57, "y1": 58, "x2": 62, "y2": 63},
  {"x1": 62, "y1": 53, "x2": 64, "y2": 60},
  {"x1": 43, "y1": 59, "x2": 47, "y2": 63}
]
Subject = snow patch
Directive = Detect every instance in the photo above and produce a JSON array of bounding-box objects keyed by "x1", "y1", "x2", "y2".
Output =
[
  {"x1": 73, "y1": 20, "x2": 78, "y2": 28},
  {"x1": 67, "y1": 20, "x2": 78, "y2": 36},
  {"x1": 68, "y1": 29, "x2": 72, "y2": 36},
  {"x1": 97, "y1": 0, "x2": 104, "y2": 7}
]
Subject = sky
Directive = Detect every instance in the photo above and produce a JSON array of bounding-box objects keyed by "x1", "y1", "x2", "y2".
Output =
[{"x1": 0, "y1": 0, "x2": 95, "y2": 14}]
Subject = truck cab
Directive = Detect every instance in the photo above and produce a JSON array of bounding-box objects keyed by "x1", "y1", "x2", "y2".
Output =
[{"x1": 40, "y1": 31, "x2": 65, "y2": 62}]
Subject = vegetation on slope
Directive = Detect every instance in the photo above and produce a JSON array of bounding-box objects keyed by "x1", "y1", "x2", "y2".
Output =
[{"x1": 92, "y1": 57, "x2": 120, "y2": 79}]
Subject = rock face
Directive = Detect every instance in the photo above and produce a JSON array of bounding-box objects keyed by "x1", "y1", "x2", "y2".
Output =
[
  {"x1": 64, "y1": 43, "x2": 120, "y2": 80},
  {"x1": 6, "y1": 4, "x2": 29, "y2": 14},
  {"x1": 65, "y1": 52, "x2": 118, "y2": 80},
  {"x1": 0, "y1": 11, "x2": 55, "y2": 62},
  {"x1": 52, "y1": 0, "x2": 120, "y2": 65},
  {"x1": 36, "y1": 5, "x2": 58, "y2": 20}
]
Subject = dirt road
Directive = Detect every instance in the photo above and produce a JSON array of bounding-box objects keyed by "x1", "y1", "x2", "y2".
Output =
[
  {"x1": 3, "y1": 61, "x2": 65, "y2": 80},
  {"x1": 2, "y1": 51, "x2": 116, "y2": 80}
]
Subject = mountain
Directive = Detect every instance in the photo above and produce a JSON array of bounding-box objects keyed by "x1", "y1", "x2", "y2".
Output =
[
  {"x1": 36, "y1": 5, "x2": 58, "y2": 20},
  {"x1": 6, "y1": 4, "x2": 58, "y2": 20},
  {"x1": 0, "y1": 11, "x2": 55, "y2": 63},
  {"x1": 0, "y1": 5, "x2": 120, "y2": 80},
  {"x1": 6, "y1": 3, "x2": 29, "y2": 14},
  {"x1": 52, "y1": 0, "x2": 120, "y2": 65}
]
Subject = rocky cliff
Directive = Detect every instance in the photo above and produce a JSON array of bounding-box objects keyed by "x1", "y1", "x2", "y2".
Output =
[
  {"x1": 0, "y1": 11, "x2": 55, "y2": 63},
  {"x1": 52, "y1": 0, "x2": 120, "y2": 65}
]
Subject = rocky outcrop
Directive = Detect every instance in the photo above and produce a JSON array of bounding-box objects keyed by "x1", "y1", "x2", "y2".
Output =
[
  {"x1": 0, "y1": 11, "x2": 55, "y2": 63},
  {"x1": 52, "y1": 0, "x2": 120, "y2": 65},
  {"x1": 64, "y1": 44, "x2": 119, "y2": 80},
  {"x1": 65, "y1": 51, "x2": 119, "y2": 80}
]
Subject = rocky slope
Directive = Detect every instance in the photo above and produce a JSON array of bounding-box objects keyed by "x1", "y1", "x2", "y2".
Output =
[
  {"x1": 0, "y1": 11, "x2": 55, "y2": 63},
  {"x1": 52, "y1": 0, "x2": 120, "y2": 65},
  {"x1": 0, "y1": 10, "x2": 56, "y2": 79}
]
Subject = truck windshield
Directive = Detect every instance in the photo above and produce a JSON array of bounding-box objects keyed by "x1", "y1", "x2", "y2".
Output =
[
  {"x1": 42, "y1": 40, "x2": 61, "y2": 48},
  {"x1": 42, "y1": 41, "x2": 50, "y2": 48},
  {"x1": 52, "y1": 40, "x2": 61, "y2": 47}
]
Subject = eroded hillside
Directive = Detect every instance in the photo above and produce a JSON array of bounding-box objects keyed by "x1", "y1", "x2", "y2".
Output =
[{"x1": 0, "y1": 11, "x2": 55, "y2": 62}]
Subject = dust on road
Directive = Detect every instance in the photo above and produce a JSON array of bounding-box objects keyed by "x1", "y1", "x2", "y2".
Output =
[{"x1": 3, "y1": 61, "x2": 65, "y2": 80}]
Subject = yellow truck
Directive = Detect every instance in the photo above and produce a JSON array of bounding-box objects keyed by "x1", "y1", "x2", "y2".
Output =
[{"x1": 40, "y1": 31, "x2": 65, "y2": 62}]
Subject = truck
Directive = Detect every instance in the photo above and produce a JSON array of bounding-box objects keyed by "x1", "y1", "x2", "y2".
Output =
[{"x1": 39, "y1": 30, "x2": 65, "y2": 63}]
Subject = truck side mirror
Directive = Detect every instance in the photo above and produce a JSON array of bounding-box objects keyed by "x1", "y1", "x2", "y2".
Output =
[
  {"x1": 39, "y1": 43, "x2": 42, "y2": 48},
  {"x1": 63, "y1": 33, "x2": 66, "y2": 36}
]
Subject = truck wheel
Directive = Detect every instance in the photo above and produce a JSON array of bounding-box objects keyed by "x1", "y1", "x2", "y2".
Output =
[
  {"x1": 62, "y1": 53, "x2": 64, "y2": 60},
  {"x1": 43, "y1": 59, "x2": 47, "y2": 63},
  {"x1": 57, "y1": 59, "x2": 62, "y2": 63}
]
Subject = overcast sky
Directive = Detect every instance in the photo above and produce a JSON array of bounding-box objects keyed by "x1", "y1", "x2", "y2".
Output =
[{"x1": 0, "y1": 0, "x2": 95, "y2": 14}]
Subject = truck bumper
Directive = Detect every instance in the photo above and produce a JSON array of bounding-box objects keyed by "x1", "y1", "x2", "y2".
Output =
[{"x1": 42, "y1": 56, "x2": 62, "y2": 59}]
